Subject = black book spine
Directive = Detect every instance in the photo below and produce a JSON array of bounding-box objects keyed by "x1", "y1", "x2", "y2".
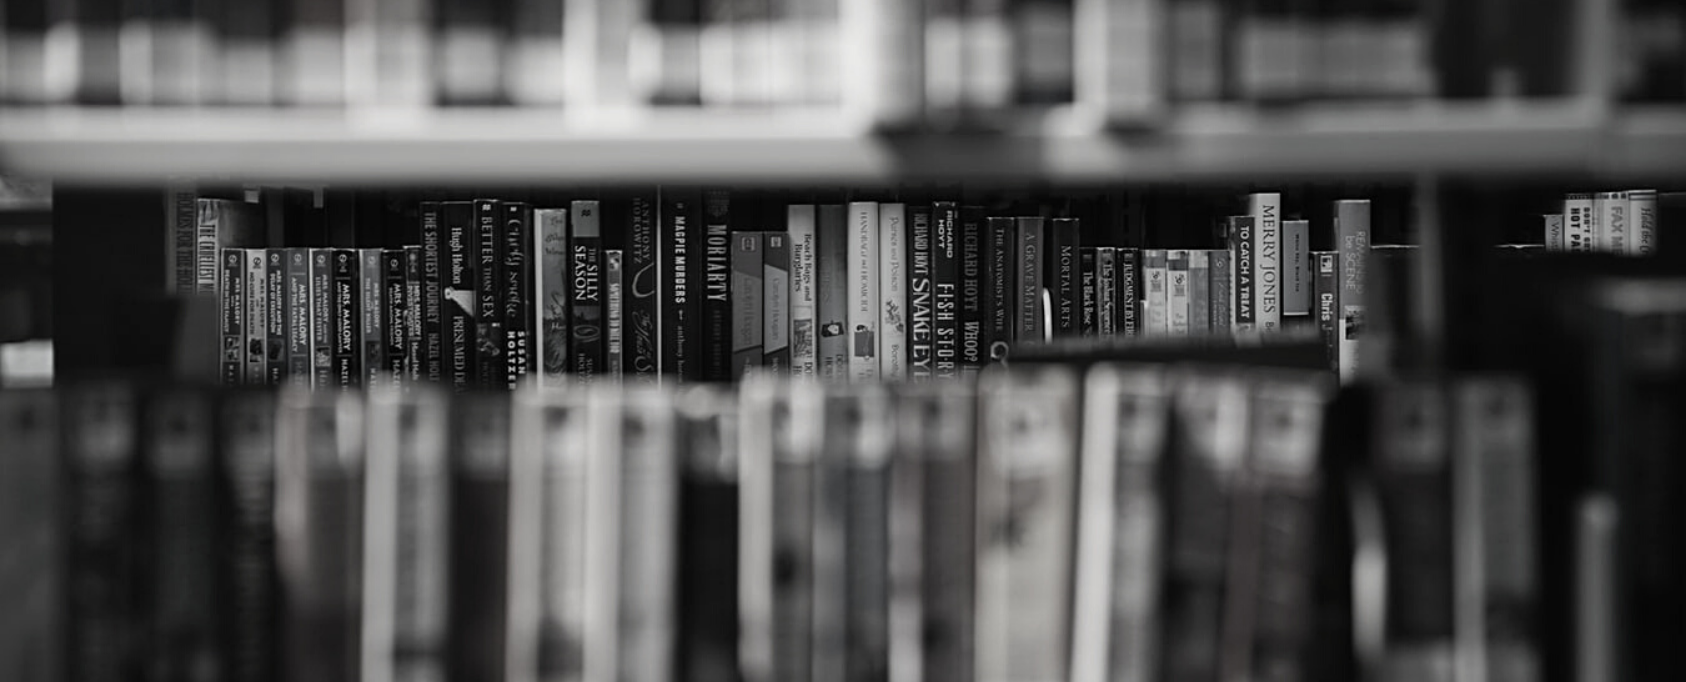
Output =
[
  {"x1": 385, "y1": 249, "x2": 409, "y2": 379},
  {"x1": 309, "y1": 249, "x2": 335, "y2": 388},
  {"x1": 661, "y1": 189, "x2": 699, "y2": 382},
  {"x1": 332, "y1": 249, "x2": 361, "y2": 387},
  {"x1": 984, "y1": 217, "x2": 1014, "y2": 362},
  {"x1": 933, "y1": 201, "x2": 960, "y2": 379},
  {"x1": 443, "y1": 202, "x2": 477, "y2": 391},
  {"x1": 1079, "y1": 247, "x2": 1097, "y2": 335},
  {"x1": 1047, "y1": 217, "x2": 1081, "y2": 338},
  {"x1": 475, "y1": 199, "x2": 504, "y2": 389},
  {"x1": 65, "y1": 385, "x2": 140, "y2": 682},
  {"x1": 702, "y1": 191, "x2": 733, "y2": 382},
  {"x1": 1232, "y1": 216, "x2": 1256, "y2": 331},
  {"x1": 360, "y1": 249, "x2": 387, "y2": 388},
  {"x1": 1374, "y1": 381, "x2": 1455, "y2": 681},
  {"x1": 404, "y1": 246, "x2": 424, "y2": 382},
  {"x1": 1118, "y1": 247, "x2": 1140, "y2": 338},
  {"x1": 222, "y1": 248, "x2": 247, "y2": 385},
  {"x1": 958, "y1": 206, "x2": 986, "y2": 373},
  {"x1": 144, "y1": 390, "x2": 220, "y2": 682},
  {"x1": 286, "y1": 249, "x2": 311, "y2": 382},
  {"x1": 448, "y1": 396, "x2": 511, "y2": 682},
  {"x1": 1015, "y1": 217, "x2": 1046, "y2": 345},
  {"x1": 731, "y1": 231, "x2": 765, "y2": 378},
  {"x1": 816, "y1": 204, "x2": 849, "y2": 382},
  {"x1": 266, "y1": 249, "x2": 287, "y2": 385},
  {"x1": 677, "y1": 408, "x2": 740, "y2": 682},
  {"x1": 219, "y1": 392, "x2": 278, "y2": 682},
  {"x1": 503, "y1": 203, "x2": 532, "y2": 389},
  {"x1": 420, "y1": 202, "x2": 445, "y2": 383},
  {"x1": 569, "y1": 201, "x2": 604, "y2": 382},
  {"x1": 764, "y1": 231, "x2": 791, "y2": 373},
  {"x1": 1314, "y1": 251, "x2": 1337, "y2": 372},
  {"x1": 908, "y1": 205, "x2": 935, "y2": 381},
  {"x1": 627, "y1": 193, "x2": 661, "y2": 379}
]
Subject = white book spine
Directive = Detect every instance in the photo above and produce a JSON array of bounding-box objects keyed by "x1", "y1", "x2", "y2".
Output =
[
  {"x1": 1543, "y1": 214, "x2": 1565, "y2": 252},
  {"x1": 583, "y1": 390, "x2": 623, "y2": 682},
  {"x1": 879, "y1": 203, "x2": 907, "y2": 380},
  {"x1": 615, "y1": 390, "x2": 677, "y2": 682},
  {"x1": 1144, "y1": 250, "x2": 1167, "y2": 336},
  {"x1": 1251, "y1": 192, "x2": 1282, "y2": 332},
  {"x1": 789, "y1": 206, "x2": 820, "y2": 380},
  {"x1": 1564, "y1": 194, "x2": 1595, "y2": 253},
  {"x1": 737, "y1": 379, "x2": 780, "y2": 682},
  {"x1": 1168, "y1": 250, "x2": 1190, "y2": 336},
  {"x1": 1628, "y1": 190, "x2": 1657, "y2": 257},
  {"x1": 531, "y1": 391, "x2": 592, "y2": 682},
  {"x1": 847, "y1": 202, "x2": 881, "y2": 382},
  {"x1": 1595, "y1": 191, "x2": 1628, "y2": 254}
]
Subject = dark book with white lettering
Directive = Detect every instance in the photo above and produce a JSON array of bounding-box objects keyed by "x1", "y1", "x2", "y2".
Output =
[
  {"x1": 1334, "y1": 200, "x2": 1369, "y2": 381},
  {"x1": 403, "y1": 246, "x2": 424, "y2": 382},
  {"x1": 246, "y1": 249, "x2": 269, "y2": 385},
  {"x1": 702, "y1": 191, "x2": 733, "y2": 382},
  {"x1": 985, "y1": 216, "x2": 1014, "y2": 363},
  {"x1": 448, "y1": 393, "x2": 511, "y2": 682},
  {"x1": 361, "y1": 248, "x2": 387, "y2": 388},
  {"x1": 310, "y1": 248, "x2": 336, "y2": 388},
  {"x1": 765, "y1": 231, "x2": 792, "y2": 374},
  {"x1": 1079, "y1": 247, "x2": 1098, "y2": 335},
  {"x1": 1015, "y1": 217, "x2": 1046, "y2": 346},
  {"x1": 606, "y1": 249, "x2": 625, "y2": 380},
  {"x1": 475, "y1": 200, "x2": 504, "y2": 389},
  {"x1": 420, "y1": 202, "x2": 445, "y2": 383},
  {"x1": 570, "y1": 200, "x2": 605, "y2": 383},
  {"x1": 222, "y1": 249, "x2": 247, "y2": 385},
  {"x1": 332, "y1": 249, "x2": 361, "y2": 387},
  {"x1": 817, "y1": 204, "x2": 850, "y2": 382},
  {"x1": 933, "y1": 201, "x2": 961, "y2": 378},
  {"x1": 1117, "y1": 247, "x2": 1139, "y2": 337},
  {"x1": 1048, "y1": 217, "x2": 1081, "y2": 338},
  {"x1": 502, "y1": 203, "x2": 532, "y2": 388},
  {"x1": 662, "y1": 190, "x2": 701, "y2": 382},
  {"x1": 443, "y1": 202, "x2": 476, "y2": 391},
  {"x1": 732, "y1": 231, "x2": 765, "y2": 378},
  {"x1": 1314, "y1": 251, "x2": 1337, "y2": 372},
  {"x1": 64, "y1": 384, "x2": 139, "y2": 682},
  {"x1": 286, "y1": 249, "x2": 312, "y2": 382},
  {"x1": 958, "y1": 206, "x2": 987, "y2": 373},
  {"x1": 1232, "y1": 216, "x2": 1257, "y2": 333},
  {"x1": 908, "y1": 204, "x2": 936, "y2": 382},
  {"x1": 627, "y1": 194, "x2": 662, "y2": 380},
  {"x1": 266, "y1": 249, "x2": 288, "y2": 384}
]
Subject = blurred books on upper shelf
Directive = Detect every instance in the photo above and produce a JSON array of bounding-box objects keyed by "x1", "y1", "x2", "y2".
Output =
[{"x1": 1, "y1": 0, "x2": 1673, "y2": 126}]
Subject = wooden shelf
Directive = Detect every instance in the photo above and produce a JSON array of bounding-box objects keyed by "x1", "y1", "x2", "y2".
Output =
[{"x1": 1, "y1": 102, "x2": 1680, "y2": 183}]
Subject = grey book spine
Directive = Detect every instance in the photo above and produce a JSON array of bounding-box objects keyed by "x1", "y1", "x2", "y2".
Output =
[
  {"x1": 150, "y1": 395, "x2": 221, "y2": 682},
  {"x1": 1313, "y1": 252, "x2": 1337, "y2": 371},
  {"x1": 816, "y1": 205, "x2": 850, "y2": 382},
  {"x1": 1250, "y1": 192, "x2": 1282, "y2": 332},
  {"x1": 310, "y1": 249, "x2": 335, "y2": 388},
  {"x1": 0, "y1": 391, "x2": 61, "y2": 682},
  {"x1": 1096, "y1": 248, "x2": 1116, "y2": 336},
  {"x1": 536, "y1": 208, "x2": 570, "y2": 386},
  {"x1": 838, "y1": 389, "x2": 892, "y2": 682},
  {"x1": 1334, "y1": 201, "x2": 1370, "y2": 381},
  {"x1": 1143, "y1": 249, "x2": 1167, "y2": 337},
  {"x1": 222, "y1": 248, "x2": 247, "y2": 385},
  {"x1": 420, "y1": 202, "x2": 445, "y2": 383},
  {"x1": 765, "y1": 231, "x2": 792, "y2": 373},
  {"x1": 1189, "y1": 250, "x2": 1210, "y2": 337},
  {"x1": 286, "y1": 249, "x2": 312, "y2": 382},
  {"x1": 627, "y1": 194, "x2": 662, "y2": 379},
  {"x1": 606, "y1": 250, "x2": 625, "y2": 380},
  {"x1": 1283, "y1": 219, "x2": 1310, "y2": 316},
  {"x1": 474, "y1": 200, "x2": 504, "y2": 389},
  {"x1": 447, "y1": 395, "x2": 510, "y2": 682},
  {"x1": 502, "y1": 203, "x2": 533, "y2": 388},
  {"x1": 276, "y1": 390, "x2": 364, "y2": 682},
  {"x1": 267, "y1": 249, "x2": 288, "y2": 385},
  {"x1": 702, "y1": 192, "x2": 733, "y2": 381},
  {"x1": 907, "y1": 205, "x2": 935, "y2": 382},
  {"x1": 1117, "y1": 248, "x2": 1139, "y2": 337},
  {"x1": 443, "y1": 202, "x2": 477, "y2": 392},
  {"x1": 247, "y1": 249, "x2": 269, "y2": 385},
  {"x1": 361, "y1": 248, "x2": 386, "y2": 388},
  {"x1": 958, "y1": 206, "x2": 987, "y2": 373},
  {"x1": 1015, "y1": 217, "x2": 1046, "y2": 345},
  {"x1": 65, "y1": 385, "x2": 139, "y2": 682},
  {"x1": 732, "y1": 232, "x2": 766, "y2": 378},
  {"x1": 913, "y1": 385, "x2": 977, "y2": 682},
  {"x1": 933, "y1": 202, "x2": 960, "y2": 378},
  {"x1": 1209, "y1": 248, "x2": 1233, "y2": 337},
  {"x1": 570, "y1": 201, "x2": 604, "y2": 383},
  {"x1": 984, "y1": 217, "x2": 1014, "y2": 362},
  {"x1": 404, "y1": 246, "x2": 424, "y2": 383},
  {"x1": 332, "y1": 249, "x2": 361, "y2": 388},
  {"x1": 1231, "y1": 216, "x2": 1257, "y2": 331}
]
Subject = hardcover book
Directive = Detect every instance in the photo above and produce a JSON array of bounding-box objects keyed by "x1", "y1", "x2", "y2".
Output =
[
  {"x1": 732, "y1": 232, "x2": 766, "y2": 378},
  {"x1": 958, "y1": 206, "x2": 987, "y2": 373},
  {"x1": 934, "y1": 202, "x2": 961, "y2": 378},
  {"x1": 1251, "y1": 192, "x2": 1282, "y2": 332},
  {"x1": 475, "y1": 200, "x2": 504, "y2": 389},
  {"x1": 503, "y1": 203, "x2": 533, "y2": 388},
  {"x1": 571, "y1": 200, "x2": 605, "y2": 383},
  {"x1": 816, "y1": 204, "x2": 850, "y2": 382},
  {"x1": 443, "y1": 202, "x2": 477, "y2": 391}
]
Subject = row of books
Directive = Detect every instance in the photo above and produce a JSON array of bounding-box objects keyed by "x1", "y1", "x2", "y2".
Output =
[
  {"x1": 189, "y1": 188, "x2": 1382, "y2": 388},
  {"x1": 1542, "y1": 189, "x2": 1660, "y2": 254},
  {"x1": 0, "y1": 364, "x2": 1555, "y2": 682},
  {"x1": 2, "y1": 0, "x2": 1676, "y2": 114}
]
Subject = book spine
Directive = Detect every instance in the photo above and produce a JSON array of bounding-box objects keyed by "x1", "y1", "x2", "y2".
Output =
[
  {"x1": 529, "y1": 391, "x2": 590, "y2": 682},
  {"x1": 475, "y1": 200, "x2": 504, "y2": 389},
  {"x1": 606, "y1": 249, "x2": 625, "y2": 381},
  {"x1": 1232, "y1": 216, "x2": 1257, "y2": 331},
  {"x1": 1096, "y1": 247, "x2": 1117, "y2": 336},
  {"x1": 1629, "y1": 190, "x2": 1658, "y2": 256},
  {"x1": 1283, "y1": 219, "x2": 1310, "y2": 316},
  {"x1": 766, "y1": 231, "x2": 793, "y2": 374},
  {"x1": 218, "y1": 392, "x2": 278, "y2": 682},
  {"x1": 1144, "y1": 249, "x2": 1168, "y2": 337},
  {"x1": 1079, "y1": 248, "x2": 1097, "y2": 335},
  {"x1": 817, "y1": 204, "x2": 850, "y2": 382},
  {"x1": 420, "y1": 202, "x2": 445, "y2": 383},
  {"x1": 571, "y1": 200, "x2": 605, "y2": 383},
  {"x1": 1595, "y1": 191, "x2": 1628, "y2": 254},
  {"x1": 661, "y1": 191, "x2": 698, "y2": 381},
  {"x1": 732, "y1": 232, "x2": 766, "y2": 378},
  {"x1": 1209, "y1": 248, "x2": 1232, "y2": 338},
  {"x1": 1375, "y1": 380, "x2": 1455, "y2": 682},
  {"x1": 403, "y1": 246, "x2": 424, "y2": 383},
  {"x1": 627, "y1": 194, "x2": 661, "y2": 379},
  {"x1": 983, "y1": 216, "x2": 1013, "y2": 361},
  {"x1": 199, "y1": 199, "x2": 223, "y2": 294},
  {"x1": 1015, "y1": 217, "x2": 1046, "y2": 345},
  {"x1": 362, "y1": 386, "x2": 450, "y2": 682},
  {"x1": 287, "y1": 249, "x2": 312, "y2": 382},
  {"x1": 908, "y1": 205, "x2": 936, "y2": 382},
  {"x1": 1251, "y1": 192, "x2": 1282, "y2": 332},
  {"x1": 1335, "y1": 201, "x2": 1369, "y2": 381},
  {"x1": 958, "y1": 206, "x2": 987, "y2": 373},
  {"x1": 65, "y1": 386, "x2": 139, "y2": 682},
  {"x1": 614, "y1": 393, "x2": 680, "y2": 682},
  {"x1": 703, "y1": 192, "x2": 733, "y2": 381},
  {"x1": 1167, "y1": 249, "x2": 1189, "y2": 336},
  {"x1": 811, "y1": 389, "x2": 849, "y2": 682},
  {"x1": 503, "y1": 203, "x2": 532, "y2": 388},
  {"x1": 848, "y1": 201, "x2": 881, "y2": 381},
  {"x1": 448, "y1": 395, "x2": 511, "y2": 682},
  {"x1": 879, "y1": 203, "x2": 908, "y2": 380},
  {"x1": 1314, "y1": 252, "x2": 1338, "y2": 372},
  {"x1": 536, "y1": 208, "x2": 570, "y2": 386},
  {"x1": 247, "y1": 249, "x2": 269, "y2": 385},
  {"x1": 789, "y1": 205, "x2": 820, "y2": 380},
  {"x1": 222, "y1": 248, "x2": 247, "y2": 385},
  {"x1": 145, "y1": 391, "x2": 220, "y2": 681},
  {"x1": 1564, "y1": 193, "x2": 1595, "y2": 253},
  {"x1": 835, "y1": 390, "x2": 893, "y2": 682},
  {"x1": 975, "y1": 368, "x2": 1079, "y2": 682},
  {"x1": 334, "y1": 249, "x2": 362, "y2": 387},
  {"x1": 1188, "y1": 249, "x2": 1210, "y2": 337},
  {"x1": 169, "y1": 185, "x2": 197, "y2": 293},
  {"x1": 266, "y1": 249, "x2": 288, "y2": 385},
  {"x1": 310, "y1": 249, "x2": 336, "y2": 388},
  {"x1": 934, "y1": 202, "x2": 961, "y2": 379},
  {"x1": 444, "y1": 202, "x2": 477, "y2": 392},
  {"x1": 913, "y1": 385, "x2": 976, "y2": 682},
  {"x1": 1048, "y1": 217, "x2": 1081, "y2": 338},
  {"x1": 362, "y1": 248, "x2": 387, "y2": 388},
  {"x1": 1543, "y1": 214, "x2": 1565, "y2": 252},
  {"x1": 1117, "y1": 247, "x2": 1139, "y2": 337}
]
